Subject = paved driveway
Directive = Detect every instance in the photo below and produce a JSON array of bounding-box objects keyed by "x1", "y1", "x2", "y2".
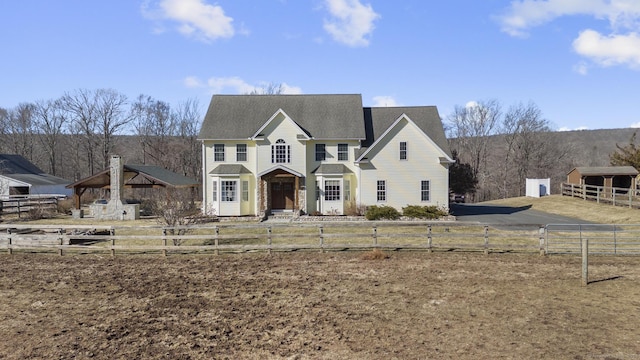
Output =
[{"x1": 450, "y1": 203, "x2": 592, "y2": 230}]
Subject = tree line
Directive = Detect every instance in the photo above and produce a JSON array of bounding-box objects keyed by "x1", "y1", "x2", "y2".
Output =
[
  {"x1": 446, "y1": 100, "x2": 574, "y2": 202},
  {"x1": 0, "y1": 89, "x2": 202, "y2": 184}
]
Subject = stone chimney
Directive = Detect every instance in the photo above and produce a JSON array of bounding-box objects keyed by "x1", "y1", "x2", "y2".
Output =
[{"x1": 109, "y1": 155, "x2": 124, "y2": 207}]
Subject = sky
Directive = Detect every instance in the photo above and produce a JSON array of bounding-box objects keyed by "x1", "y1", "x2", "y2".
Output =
[{"x1": 3, "y1": 0, "x2": 640, "y2": 131}]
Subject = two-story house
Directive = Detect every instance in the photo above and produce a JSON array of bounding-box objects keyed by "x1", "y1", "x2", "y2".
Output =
[{"x1": 198, "y1": 94, "x2": 453, "y2": 217}]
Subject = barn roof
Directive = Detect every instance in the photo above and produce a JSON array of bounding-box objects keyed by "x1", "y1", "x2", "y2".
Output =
[
  {"x1": 0, "y1": 154, "x2": 71, "y2": 186},
  {"x1": 568, "y1": 166, "x2": 639, "y2": 176},
  {"x1": 66, "y1": 164, "x2": 200, "y2": 189}
]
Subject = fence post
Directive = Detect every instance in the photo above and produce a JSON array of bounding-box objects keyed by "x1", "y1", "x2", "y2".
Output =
[
  {"x1": 319, "y1": 225, "x2": 324, "y2": 253},
  {"x1": 582, "y1": 238, "x2": 589, "y2": 286},
  {"x1": 111, "y1": 228, "x2": 116, "y2": 257},
  {"x1": 162, "y1": 228, "x2": 167, "y2": 257},
  {"x1": 483, "y1": 226, "x2": 489, "y2": 255},
  {"x1": 58, "y1": 228, "x2": 63, "y2": 256},
  {"x1": 613, "y1": 224, "x2": 617, "y2": 255},
  {"x1": 7, "y1": 228, "x2": 12, "y2": 255},
  {"x1": 427, "y1": 225, "x2": 432, "y2": 253},
  {"x1": 372, "y1": 226, "x2": 377, "y2": 247},
  {"x1": 267, "y1": 226, "x2": 272, "y2": 255},
  {"x1": 539, "y1": 226, "x2": 546, "y2": 256},
  {"x1": 214, "y1": 226, "x2": 219, "y2": 256}
]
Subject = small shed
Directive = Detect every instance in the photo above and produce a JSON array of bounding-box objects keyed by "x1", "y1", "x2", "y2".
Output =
[
  {"x1": 566, "y1": 166, "x2": 638, "y2": 193},
  {"x1": 526, "y1": 178, "x2": 550, "y2": 198}
]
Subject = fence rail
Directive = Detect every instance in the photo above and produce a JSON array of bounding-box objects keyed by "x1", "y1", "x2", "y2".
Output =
[
  {"x1": 546, "y1": 223, "x2": 640, "y2": 255},
  {"x1": 0, "y1": 222, "x2": 546, "y2": 256},
  {"x1": 2, "y1": 222, "x2": 640, "y2": 256},
  {"x1": 561, "y1": 182, "x2": 640, "y2": 209},
  {"x1": 0, "y1": 195, "x2": 62, "y2": 217}
]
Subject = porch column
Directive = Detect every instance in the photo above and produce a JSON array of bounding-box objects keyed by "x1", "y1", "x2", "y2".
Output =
[{"x1": 294, "y1": 176, "x2": 299, "y2": 212}]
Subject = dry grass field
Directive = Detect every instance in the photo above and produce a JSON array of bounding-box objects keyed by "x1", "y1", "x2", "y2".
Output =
[
  {"x1": 484, "y1": 194, "x2": 640, "y2": 224},
  {"x1": 1, "y1": 251, "x2": 640, "y2": 359},
  {"x1": 1, "y1": 195, "x2": 640, "y2": 359}
]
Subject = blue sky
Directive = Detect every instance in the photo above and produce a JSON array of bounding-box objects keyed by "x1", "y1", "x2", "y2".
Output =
[{"x1": 3, "y1": 0, "x2": 640, "y2": 131}]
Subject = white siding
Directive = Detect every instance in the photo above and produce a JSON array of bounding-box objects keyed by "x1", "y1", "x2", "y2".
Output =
[{"x1": 359, "y1": 119, "x2": 450, "y2": 210}]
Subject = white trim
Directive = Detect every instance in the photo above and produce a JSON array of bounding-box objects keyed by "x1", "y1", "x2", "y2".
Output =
[
  {"x1": 257, "y1": 165, "x2": 304, "y2": 178},
  {"x1": 250, "y1": 109, "x2": 311, "y2": 140}
]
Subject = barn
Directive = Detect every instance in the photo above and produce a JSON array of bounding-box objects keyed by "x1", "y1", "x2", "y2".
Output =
[
  {"x1": 566, "y1": 166, "x2": 638, "y2": 193},
  {"x1": 0, "y1": 154, "x2": 72, "y2": 198}
]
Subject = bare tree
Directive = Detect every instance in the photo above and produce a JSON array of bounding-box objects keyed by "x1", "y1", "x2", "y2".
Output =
[
  {"x1": 33, "y1": 99, "x2": 67, "y2": 176},
  {"x1": 61, "y1": 89, "x2": 100, "y2": 175},
  {"x1": 447, "y1": 100, "x2": 501, "y2": 201},
  {"x1": 175, "y1": 98, "x2": 202, "y2": 179},
  {"x1": 95, "y1": 89, "x2": 132, "y2": 169},
  {"x1": 0, "y1": 107, "x2": 8, "y2": 153},
  {"x1": 6, "y1": 103, "x2": 37, "y2": 162},
  {"x1": 131, "y1": 95, "x2": 177, "y2": 169},
  {"x1": 247, "y1": 82, "x2": 285, "y2": 95}
]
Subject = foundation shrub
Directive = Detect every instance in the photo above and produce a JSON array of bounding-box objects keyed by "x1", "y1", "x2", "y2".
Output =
[
  {"x1": 402, "y1": 205, "x2": 448, "y2": 219},
  {"x1": 365, "y1": 205, "x2": 400, "y2": 220}
]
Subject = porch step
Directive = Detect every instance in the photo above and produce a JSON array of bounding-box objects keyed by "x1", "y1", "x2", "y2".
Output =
[{"x1": 264, "y1": 213, "x2": 295, "y2": 223}]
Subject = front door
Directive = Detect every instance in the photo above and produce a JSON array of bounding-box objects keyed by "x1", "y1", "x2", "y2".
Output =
[{"x1": 271, "y1": 181, "x2": 294, "y2": 210}]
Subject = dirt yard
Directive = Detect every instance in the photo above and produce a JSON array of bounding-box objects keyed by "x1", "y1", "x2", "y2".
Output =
[{"x1": 0, "y1": 251, "x2": 639, "y2": 359}]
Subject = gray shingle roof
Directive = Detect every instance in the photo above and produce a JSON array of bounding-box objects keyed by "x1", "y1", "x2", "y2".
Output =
[
  {"x1": 312, "y1": 164, "x2": 353, "y2": 175},
  {"x1": 209, "y1": 164, "x2": 252, "y2": 175},
  {"x1": 198, "y1": 94, "x2": 366, "y2": 140},
  {"x1": 571, "y1": 166, "x2": 638, "y2": 176},
  {"x1": 124, "y1": 164, "x2": 200, "y2": 187},
  {"x1": 0, "y1": 154, "x2": 71, "y2": 186}
]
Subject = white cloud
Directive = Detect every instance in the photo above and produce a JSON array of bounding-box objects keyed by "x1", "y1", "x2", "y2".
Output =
[
  {"x1": 573, "y1": 29, "x2": 640, "y2": 68},
  {"x1": 183, "y1": 76, "x2": 203, "y2": 88},
  {"x1": 558, "y1": 125, "x2": 589, "y2": 131},
  {"x1": 372, "y1": 96, "x2": 401, "y2": 107},
  {"x1": 572, "y1": 61, "x2": 589, "y2": 75},
  {"x1": 142, "y1": 0, "x2": 234, "y2": 42},
  {"x1": 323, "y1": 0, "x2": 380, "y2": 47},
  {"x1": 280, "y1": 83, "x2": 303, "y2": 94},
  {"x1": 465, "y1": 101, "x2": 479, "y2": 108},
  {"x1": 497, "y1": 0, "x2": 640, "y2": 69},
  {"x1": 630, "y1": 122, "x2": 640, "y2": 128},
  {"x1": 206, "y1": 77, "x2": 256, "y2": 93},
  {"x1": 186, "y1": 76, "x2": 303, "y2": 95}
]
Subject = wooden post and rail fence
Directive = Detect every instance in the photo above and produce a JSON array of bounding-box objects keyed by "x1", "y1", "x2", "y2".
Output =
[
  {"x1": 0, "y1": 222, "x2": 639, "y2": 257},
  {"x1": 561, "y1": 182, "x2": 640, "y2": 209}
]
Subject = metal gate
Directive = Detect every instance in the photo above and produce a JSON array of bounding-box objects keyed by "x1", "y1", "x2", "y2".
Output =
[{"x1": 545, "y1": 223, "x2": 640, "y2": 255}]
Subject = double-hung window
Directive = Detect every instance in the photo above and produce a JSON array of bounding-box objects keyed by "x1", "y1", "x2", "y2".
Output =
[
  {"x1": 324, "y1": 180, "x2": 340, "y2": 201},
  {"x1": 344, "y1": 180, "x2": 351, "y2": 201},
  {"x1": 236, "y1": 144, "x2": 247, "y2": 162},
  {"x1": 338, "y1": 143, "x2": 348, "y2": 161},
  {"x1": 400, "y1": 142, "x2": 407, "y2": 160},
  {"x1": 214, "y1": 144, "x2": 225, "y2": 162},
  {"x1": 421, "y1": 180, "x2": 430, "y2": 202},
  {"x1": 315, "y1": 144, "x2": 326, "y2": 161},
  {"x1": 221, "y1": 180, "x2": 237, "y2": 202},
  {"x1": 377, "y1": 180, "x2": 386, "y2": 202},
  {"x1": 271, "y1": 139, "x2": 290, "y2": 163},
  {"x1": 242, "y1": 181, "x2": 249, "y2": 201}
]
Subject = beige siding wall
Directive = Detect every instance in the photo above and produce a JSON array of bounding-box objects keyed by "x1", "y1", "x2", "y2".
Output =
[
  {"x1": 202, "y1": 139, "x2": 258, "y2": 216},
  {"x1": 359, "y1": 119, "x2": 450, "y2": 210},
  {"x1": 305, "y1": 140, "x2": 360, "y2": 214},
  {"x1": 256, "y1": 113, "x2": 307, "y2": 176}
]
